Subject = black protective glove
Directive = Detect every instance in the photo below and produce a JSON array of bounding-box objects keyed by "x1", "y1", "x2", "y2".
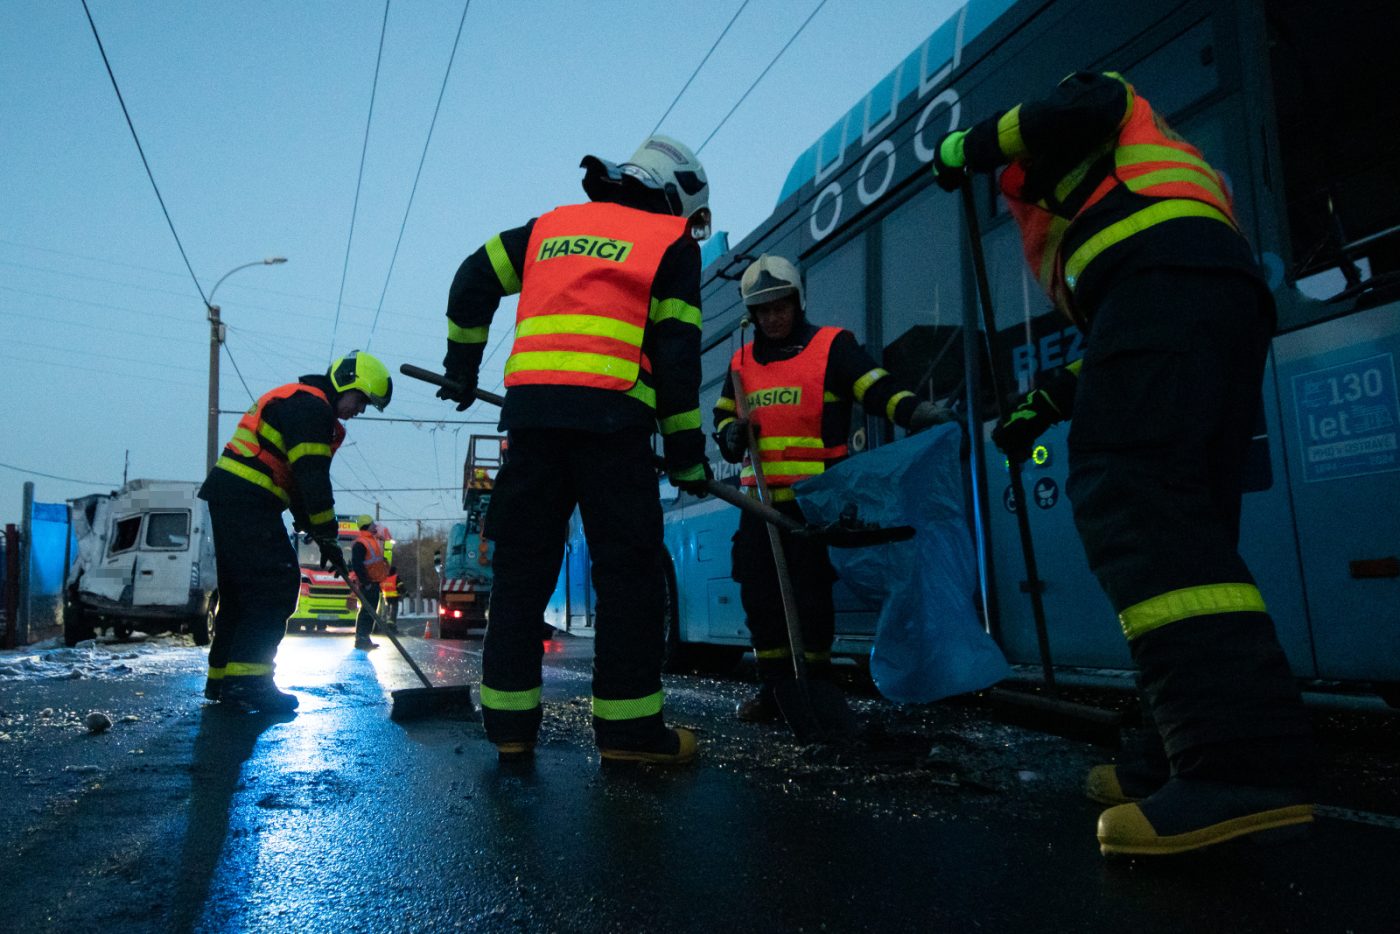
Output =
[
  {"x1": 931, "y1": 129, "x2": 969, "y2": 192},
  {"x1": 668, "y1": 461, "x2": 714, "y2": 497},
  {"x1": 715, "y1": 419, "x2": 750, "y2": 463},
  {"x1": 908, "y1": 401, "x2": 953, "y2": 433},
  {"x1": 991, "y1": 366, "x2": 1078, "y2": 463},
  {"x1": 313, "y1": 535, "x2": 343, "y2": 574},
  {"x1": 435, "y1": 370, "x2": 478, "y2": 412}
]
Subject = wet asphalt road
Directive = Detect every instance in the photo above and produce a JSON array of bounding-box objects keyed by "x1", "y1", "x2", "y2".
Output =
[{"x1": 1, "y1": 627, "x2": 1398, "y2": 933}]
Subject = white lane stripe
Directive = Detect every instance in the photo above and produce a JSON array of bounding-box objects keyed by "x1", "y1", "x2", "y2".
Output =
[{"x1": 1316, "y1": 805, "x2": 1400, "y2": 831}]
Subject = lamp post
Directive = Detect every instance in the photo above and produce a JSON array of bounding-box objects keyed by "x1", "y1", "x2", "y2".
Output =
[{"x1": 206, "y1": 257, "x2": 288, "y2": 474}]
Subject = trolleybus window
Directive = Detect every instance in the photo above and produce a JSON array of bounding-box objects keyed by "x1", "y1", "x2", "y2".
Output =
[{"x1": 805, "y1": 233, "x2": 867, "y2": 345}]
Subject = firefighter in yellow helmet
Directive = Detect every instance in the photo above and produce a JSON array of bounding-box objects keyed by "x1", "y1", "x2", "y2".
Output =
[
  {"x1": 350, "y1": 514, "x2": 389, "y2": 650},
  {"x1": 435, "y1": 135, "x2": 711, "y2": 764},
  {"x1": 199, "y1": 350, "x2": 392, "y2": 711},
  {"x1": 931, "y1": 72, "x2": 1312, "y2": 856}
]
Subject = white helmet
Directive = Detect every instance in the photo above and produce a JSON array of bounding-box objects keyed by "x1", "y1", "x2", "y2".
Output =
[
  {"x1": 580, "y1": 135, "x2": 711, "y2": 239},
  {"x1": 740, "y1": 254, "x2": 804, "y2": 309}
]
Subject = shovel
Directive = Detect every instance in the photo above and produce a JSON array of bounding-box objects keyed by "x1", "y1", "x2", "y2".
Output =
[
  {"x1": 731, "y1": 370, "x2": 858, "y2": 744},
  {"x1": 399, "y1": 363, "x2": 505, "y2": 407},
  {"x1": 325, "y1": 550, "x2": 477, "y2": 722}
]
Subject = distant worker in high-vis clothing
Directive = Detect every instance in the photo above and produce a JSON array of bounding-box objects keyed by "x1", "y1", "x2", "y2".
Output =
[
  {"x1": 199, "y1": 351, "x2": 392, "y2": 712},
  {"x1": 931, "y1": 71, "x2": 1313, "y2": 856},
  {"x1": 436, "y1": 135, "x2": 712, "y2": 765},
  {"x1": 714, "y1": 255, "x2": 950, "y2": 724}
]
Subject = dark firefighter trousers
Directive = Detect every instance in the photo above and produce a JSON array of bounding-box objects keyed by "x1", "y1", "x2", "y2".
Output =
[
  {"x1": 1066, "y1": 266, "x2": 1312, "y2": 788},
  {"x1": 480, "y1": 427, "x2": 670, "y2": 750},
  {"x1": 732, "y1": 501, "x2": 837, "y2": 684},
  {"x1": 206, "y1": 497, "x2": 301, "y2": 686},
  {"x1": 355, "y1": 582, "x2": 381, "y2": 640}
]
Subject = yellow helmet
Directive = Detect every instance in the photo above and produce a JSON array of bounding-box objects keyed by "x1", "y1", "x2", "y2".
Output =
[
  {"x1": 329, "y1": 350, "x2": 393, "y2": 411},
  {"x1": 357, "y1": 514, "x2": 374, "y2": 529}
]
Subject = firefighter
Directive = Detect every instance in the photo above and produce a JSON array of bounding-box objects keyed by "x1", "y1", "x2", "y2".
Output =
[
  {"x1": 350, "y1": 515, "x2": 388, "y2": 650},
  {"x1": 715, "y1": 255, "x2": 950, "y2": 722},
  {"x1": 435, "y1": 134, "x2": 712, "y2": 764},
  {"x1": 199, "y1": 351, "x2": 392, "y2": 712},
  {"x1": 931, "y1": 72, "x2": 1313, "y2": 855}
]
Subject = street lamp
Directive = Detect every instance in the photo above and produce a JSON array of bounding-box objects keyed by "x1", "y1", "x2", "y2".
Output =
[{"x1": 206, "y1": 257, "x2": 288, "y2": 474}]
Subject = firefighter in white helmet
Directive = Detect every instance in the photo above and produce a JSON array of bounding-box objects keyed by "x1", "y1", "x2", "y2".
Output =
[
  {"x1": 434, "y1": 134, "x2": 711, "y2": 765},
  {"x1": 715, "y1": 255, "x2": 950, "y2": 722}
]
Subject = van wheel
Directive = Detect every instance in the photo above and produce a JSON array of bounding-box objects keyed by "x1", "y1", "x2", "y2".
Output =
[
  {"x1": 190, "y1": 605, "x2": 214, "y2": 647},
  {"x1": 112, "y1": 620, "x2": 135, "y2": 642}
]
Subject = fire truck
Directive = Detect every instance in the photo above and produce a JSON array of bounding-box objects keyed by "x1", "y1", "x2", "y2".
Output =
[
  {"x1": 437, "y1": 436, "x2": 504, "y2": 639},
  {"x1": 288, "y1": 515, "x2": 383, "y2": 632}
]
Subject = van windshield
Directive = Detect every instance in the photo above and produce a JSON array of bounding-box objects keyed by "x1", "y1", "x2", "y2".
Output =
[{"x1": 144, "y1": 511, "x2": 190, "y2": 549}]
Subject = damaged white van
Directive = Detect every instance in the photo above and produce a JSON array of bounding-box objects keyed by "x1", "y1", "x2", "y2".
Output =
[{"x1": 65, "y1": 480, "x2": 218, "y2": 646}]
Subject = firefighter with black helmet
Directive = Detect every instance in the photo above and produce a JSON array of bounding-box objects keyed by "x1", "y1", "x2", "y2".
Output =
[
  {"x1": 199, "y1": 350, "x2": 392, "y2": 712},
  {"x1": 931, "y1": 72, "x2": 1313, "y2": 856},
  {"x1": 436, "y1": 134, "x2": 711, "y2": 764},
  {"x1": 716, "y1": 255, "x2": 950, "y2": 723}
]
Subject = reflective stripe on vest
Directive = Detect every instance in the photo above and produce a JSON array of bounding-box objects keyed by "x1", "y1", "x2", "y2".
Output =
[
  {"x1": 1000, "y1": 84, "x2": 1239, "y2": 314},
  {"x1": 214, "y1": 383, "x2": 344, "y2": 504},
  {"x1": 504, "y1": 202, "x2": 687, "y2": 398},
  {"x1": 731, "y1": 327, "x2": 848, "y2": 489}
]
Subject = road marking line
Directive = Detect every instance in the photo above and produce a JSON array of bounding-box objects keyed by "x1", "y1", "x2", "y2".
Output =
[{"x1": 1316, "y1": 805, "x2": 1400, "y2": 831}]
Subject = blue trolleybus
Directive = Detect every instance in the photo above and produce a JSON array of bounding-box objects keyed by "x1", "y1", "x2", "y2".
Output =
[{"x1": 545, "y1": 0, "x2": 1400, "y2": 699}]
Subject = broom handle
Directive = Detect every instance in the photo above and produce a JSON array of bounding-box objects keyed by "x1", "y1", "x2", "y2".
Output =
[{"x1": 328, "y1": 550, "x2": 435, "y2": 689}]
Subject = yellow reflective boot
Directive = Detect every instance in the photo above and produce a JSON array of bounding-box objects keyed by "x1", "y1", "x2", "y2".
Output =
[
  {"x1": 1098, "y1": 778, "x2": 1313, "y2": 856},
  {"x1": 599, "y1": 727, "x2": 698, "y2": 765}
]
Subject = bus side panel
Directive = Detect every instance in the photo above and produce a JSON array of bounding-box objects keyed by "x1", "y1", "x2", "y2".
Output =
[
  {"x1": 1273, "y1": 301, "x2": 1400, "y2": 682},
  {"x1": 983, "y1": 425, "x2": 1127, "y2": 670}
]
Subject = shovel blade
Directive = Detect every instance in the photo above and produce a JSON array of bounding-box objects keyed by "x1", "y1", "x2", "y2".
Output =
[
  {"x1": 772, "y1": 679, "x2": 859, "y2": 744},
  {"x1": 389, "y1": 685, "x2": 478, "y2": 722}
]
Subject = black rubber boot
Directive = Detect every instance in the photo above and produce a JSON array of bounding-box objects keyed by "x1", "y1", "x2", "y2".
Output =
[
  {"x1": 220, "y1": 676, "x2": 300, "y2": 713},
  {"x1": 354, "y1": 637, "x2": 379, "y2": 651},
  {"x1": 203, "y1": 677, "x2": 223, "y2": 701},
  {"x1": 735, "y1": 685, "x2": 780, "y2": 723},
  {"x1": 599, "y1": 727, "x2": 698, "y2": 765},
  {"x1": 1098, "y1": 778, "x2": 1312, "y2": 856}
]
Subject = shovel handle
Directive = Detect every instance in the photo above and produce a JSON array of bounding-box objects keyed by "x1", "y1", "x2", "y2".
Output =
[
  {"x1": 399, "y1": 363, "x2": 505, "y2": 408},
  {"x1": 326, "y1": 550, "x2": 435, "y2": 690}
]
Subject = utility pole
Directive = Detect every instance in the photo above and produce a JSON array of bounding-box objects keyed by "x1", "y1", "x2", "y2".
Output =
[
  {"x1": 206, "y1": 303, "x2": 224, "y2": 475},
  {"x1": 415, "y1": 518, "x2": 423, "y2": 599},
  {"x1": 204, "y1": 257, "x2": 288, "y2": 474},
  {"x1": 121, "y1": 449, "x2": 129, "y2": 486},
  {"x1": 375, "y1": 501, "x2": 381, "y2": 522}
]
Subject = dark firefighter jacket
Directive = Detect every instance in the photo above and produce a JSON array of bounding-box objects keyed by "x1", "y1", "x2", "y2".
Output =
[
  {"x1": 444, "y1": 203, "x2": 706, "y2": 472},
  {"x1": 199, "y1": 373, "x2": 342, "y2": 539},
  {"x1": 961, "y1": 71, "x2": 1261, "y2": 327}
]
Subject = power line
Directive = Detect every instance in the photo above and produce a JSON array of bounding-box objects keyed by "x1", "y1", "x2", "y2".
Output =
[
  {"x1": 697, "y1": 0, "x2": 830, "y2": 154},
  {"x1": 336, "y1": 487, "x2": 459, "y2": 493},
  {"x1": 330, "y1": 0, "x2": 392, "y2": 363},
  {"x1": 651, "y1": 0, "x2": 751, "y2": 136},
  {"x1": 0, "y1": 459, "x2": 117, "y2": 487},
  {"x1": 366, "y1": 0, "x2": 473, "y2": 351},
  {"x1": 216, "y1": 409, "x2": 495, "y2": 426},
  {"x1": 222, "y1": 339, "x2": 256, "y2": 402},
  {"x1": 79, "y1": 0, "x2": 208, "y2": 306}
]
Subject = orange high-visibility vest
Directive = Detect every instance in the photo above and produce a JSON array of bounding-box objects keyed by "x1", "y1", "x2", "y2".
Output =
[
  {"x1": 1001, "y1": 80, "x2": 1239, "y2": 318},
  {"x1": 381, "y1": 573, "x2": 399, "y2": 598},
  {"x1": 355, "y1": 530, "x2": 388, "y2": 583},
  {"x1": 731, "y1": 326, "x2": 847, "y2": 490},
  {"x1": 215, "y1": 383, "x2": 345, "y2": 506},
  {"x1": 504, "y1": 202, "x2": 687, "y2": 402}
]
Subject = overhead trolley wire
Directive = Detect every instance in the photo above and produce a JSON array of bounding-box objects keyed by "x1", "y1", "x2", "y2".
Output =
[
  {"x1": 221, "y1": 339, "x2": 256, "y2": 402},
  {"x1": 0, "y1": 459, "x2": 118, "y2": 487},
  {"x1": 79, "y1": 0, "x2": 208, "y2": 306},
  {"x1": 366, "y1": 0, "x2": 474, "y2": 352},
  {"x1": 697, "y1": 0, "x2": 830, "y2": 154},
  {"x1": 329, "y1": 0, "x2": 392, "y2": 364},
  {"x1": 650, "y1": 0, "x2": 751, "y2": 136}
]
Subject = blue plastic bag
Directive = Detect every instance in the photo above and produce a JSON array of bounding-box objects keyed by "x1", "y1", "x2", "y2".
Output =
[{"x1": 795, "y1": 424, "x2": 1009, "y2": 703}]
